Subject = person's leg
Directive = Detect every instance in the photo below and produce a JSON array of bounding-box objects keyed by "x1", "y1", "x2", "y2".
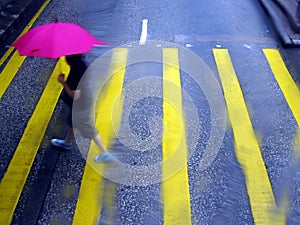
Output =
[
  {"x1": 64, "y1": 128, "x2": 74, "y2": 144},
  {"x1": 93, "y1": 134, "x2": 114, "y2": 162},
  {"x1": 50, "y1": 105, "x2": 73, "y2": 150},
  {"x1": 93, "y1": 134, "x2": 108, "y2": 154}
]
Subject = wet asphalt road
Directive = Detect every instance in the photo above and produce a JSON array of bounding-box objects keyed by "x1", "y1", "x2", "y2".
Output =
[{"x1": 0, "y1": 0, "x2": 300, "y2": 224}]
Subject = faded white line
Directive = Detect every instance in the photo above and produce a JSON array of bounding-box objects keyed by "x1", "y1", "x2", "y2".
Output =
[
  {"x1": 174, "y1": 34, "x2": 278, "y2": 44},
  {"x1": 139, "y1": 19, "x2": 148, "y2": 45}
]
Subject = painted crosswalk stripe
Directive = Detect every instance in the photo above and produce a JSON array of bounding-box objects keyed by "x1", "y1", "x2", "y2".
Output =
[
  {"x1": 72, "y1": 48, "x2": 127, "y2": 225},
  {"x1": 263, "y1": 49, "x2": 300, "y2": 127},
  {"x1": 162, "y1": 48, "x2": 192, "y2": 225},
  {"x1": 0, "y1": 0, "x2": 51, "y2": 67},
  {"x1": 213, "y1": 48, "x2": 277, "y2": 225},
  {"x1": 0, "y1": 57, "x2": 69, "y2": 225},
  {"x1": 264, "y1": 49, "x2": 300, "y2": 156},
  {"x1": 264, "y1": 48, "x2": 300, "y2": 220}
]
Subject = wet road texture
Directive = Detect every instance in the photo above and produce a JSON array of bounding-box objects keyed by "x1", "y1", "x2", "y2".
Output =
[{"x1": 0, "y1": 0, "x2": 300, "y2": 224}]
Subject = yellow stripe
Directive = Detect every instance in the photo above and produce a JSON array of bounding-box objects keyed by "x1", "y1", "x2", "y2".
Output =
[
  {"x1": 95, "y1": 48, "x2": 127, "y2": 147},
  {"x1": 264, "y1": 48, "x2": 300, "y2": 222},
  {"x1": 0, "y1": 52, "x2": 26, "y2": 100},
  {"x1": 0, "y1": 58, "x2": 69, "y2": 225},
  {"x1": 213, "y1": 48, "x2": 276, "y2": 225},
  {"x1": 0, "y1": 0, "x2": 51, "y2": 66},
  {"x1": 72, "y1": 48, "x2": 127, "y2": 225},
  {"x1": 263, "y1": 49, "x2": 300, "y2": 126},
  {"x1": 162, "y1": 48, "x2": 192, "y2": 225},
  {"x1": 263, "y1": 48, "x2": 300, "y2": 156}
]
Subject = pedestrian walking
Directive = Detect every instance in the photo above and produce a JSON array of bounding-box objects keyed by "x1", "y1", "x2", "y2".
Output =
[{"x1": 50, "y1": 54, "x2": 113, "y2": 162}]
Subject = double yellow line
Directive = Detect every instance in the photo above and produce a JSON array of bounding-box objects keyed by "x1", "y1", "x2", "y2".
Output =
[
  {"x1": 0, "y1": 0, "x2": 51, "y2": 100},
  {"x1": 0, "y1": 58, "x2": 69, "y2": 224},
  {"x1": 0, "y1": 1, "x2": 59, "y2": 224}
]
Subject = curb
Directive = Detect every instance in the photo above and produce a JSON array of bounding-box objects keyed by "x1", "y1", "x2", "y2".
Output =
[
  {"x1": 0, "y1": 0, "x2": 45, "y2": 47},
  {"x1": 258, "y1": 0, "x2": 300, "y2": 46},
  {"x1": 274, "y1": 0, "x2": 300, "y2": 33}
]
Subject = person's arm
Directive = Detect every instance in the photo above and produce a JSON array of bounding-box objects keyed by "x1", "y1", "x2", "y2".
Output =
[{"x1": 58, "y1": 74, "x2": 81, "y2": 100}]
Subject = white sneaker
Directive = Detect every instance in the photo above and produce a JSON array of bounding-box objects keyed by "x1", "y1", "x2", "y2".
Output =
[
  {"x1": 50, "y1": 139, "x2": 72, "y2": 150},
  {"x1": 94, "y1": 153, "x2": 113, "y2": 163}
]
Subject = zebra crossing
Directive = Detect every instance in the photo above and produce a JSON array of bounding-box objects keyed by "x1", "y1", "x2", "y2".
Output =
[{"x1": 0, "y1": 43, "x2": 299, "y2": 225}]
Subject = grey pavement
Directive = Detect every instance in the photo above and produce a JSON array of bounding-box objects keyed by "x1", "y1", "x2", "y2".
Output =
[
  {"x1": 0, "y1": 0, "x2": 300, "y2": 224},
  {"x1": 1, "y1": 0, "x2": 300, "y2": 49}
]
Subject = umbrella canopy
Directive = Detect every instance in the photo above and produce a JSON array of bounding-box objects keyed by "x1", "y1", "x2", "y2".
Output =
[{"x1": 12, "y1": 22, "x2": 108, "y2": 58}]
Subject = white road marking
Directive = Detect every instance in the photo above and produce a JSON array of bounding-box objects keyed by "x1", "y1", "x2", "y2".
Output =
[{"x1": 139, "y1": 19, "x2": 148, "y2": 45}]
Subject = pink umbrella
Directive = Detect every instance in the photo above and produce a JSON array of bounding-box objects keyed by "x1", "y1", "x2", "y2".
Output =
[{"x1": 13, "y1": 22, "x2": 108, "y2": 58}]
